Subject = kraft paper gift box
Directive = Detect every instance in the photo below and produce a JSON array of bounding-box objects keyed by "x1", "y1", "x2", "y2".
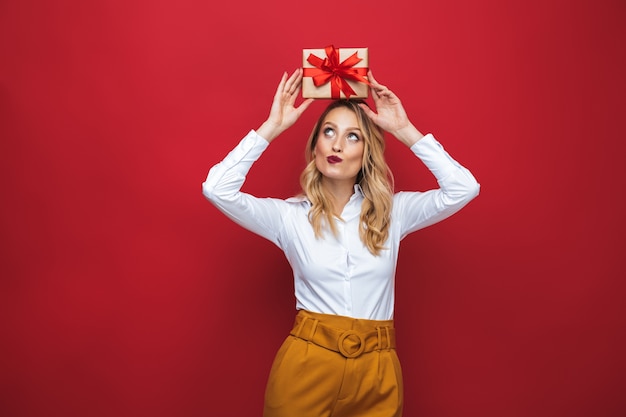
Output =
[{"x1": 302, "y1": 45, "x2": 370, "y2": 99}]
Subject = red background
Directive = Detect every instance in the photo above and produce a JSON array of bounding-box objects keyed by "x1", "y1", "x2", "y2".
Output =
[{"x1": 2, "y1": 0, "x2": 625, "y2": 416}]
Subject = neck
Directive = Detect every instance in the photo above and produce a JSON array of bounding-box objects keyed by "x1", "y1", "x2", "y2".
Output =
[{"x1": 321, "y1": 178, "x2": 356, "y2": 216}]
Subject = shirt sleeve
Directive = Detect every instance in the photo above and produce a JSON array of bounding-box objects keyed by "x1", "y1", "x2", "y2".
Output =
[
  {"x1": 394, "y1": 133, "x2": 480, "y2": 239},
  {"x1": 202, "y1": 130, "x2": 289, "y2": 247}
]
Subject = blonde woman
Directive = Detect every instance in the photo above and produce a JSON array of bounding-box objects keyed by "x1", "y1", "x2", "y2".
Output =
[{"x1": 203, "y1": 68, "x2": 480, "y2": 417}]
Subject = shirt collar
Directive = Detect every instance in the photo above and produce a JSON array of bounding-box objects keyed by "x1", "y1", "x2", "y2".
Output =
[
  {"x1": 340, "y1": 184, "x2": 364, "y2": 220},
  {"x1": 287, "y1": 184, "x2": 364, "y2": 216}
]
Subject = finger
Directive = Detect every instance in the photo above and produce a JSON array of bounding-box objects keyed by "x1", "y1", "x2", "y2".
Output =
[
  {"x1": 285, "y1": 68, "x2": 301, "y2": 95},
  {"x1": 373, "y1": 84, "x2": 390, "y2": 96},
  {"x1": 367, "y1": 73, "x2": 385, "y2": 103},
  {"x1": 279, "y1": 71, "x2": 289, "y2": 89},
  {"x1": 288, "y1": 71, "x2": 302, "y2": 96},
  {"x1": 358, "y1": 102, "x2": 378, "y2": 121},
  {"x1": 368, "y1": 70, "x2": 393, "y2": 101},
  {"x1": 372, "y1": 86, "x2": 395, "y2": 105},
  {"x1": 367, "y1": 69, "x2": 379, "y2": 86},
  {"x1": 292, "y1": 76, "x2": 304, "y2": 97},
  {"x1": 296, "y1": 98, "x2": 315, "y2": 116},
  {"x1": 286, "y1": 72, "x2": 305, "y2": 105},
  {"x1": 370, "y1": 83, "x2": 382, "y2": 103},
  {"x1": 376, "y1": 89, "x2": 393, "y2": 100},
  {"x1": 367, "y1": 70, "x2": 386, "y2": 90},
  {"x1": 274, "y1": 71, "x2": 288, "y2": 99}
]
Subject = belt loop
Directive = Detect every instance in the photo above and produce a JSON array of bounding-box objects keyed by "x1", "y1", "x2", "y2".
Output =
[
  {"x1": 385, "y1": 327, "x2": 391, "y2": 350},
  {"x1": 294, "y1": 316, "x2": 308, "y2": 338},
  {"x1": 376, "y1": 326, "x2": 382, "y2": 351},
  {"x1": 308, "y1": 319, "x2": 319, "y2": 341}
]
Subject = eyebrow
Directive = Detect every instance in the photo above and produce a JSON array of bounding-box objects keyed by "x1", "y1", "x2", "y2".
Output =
[{"x1": 323, "y1": 121, "x2": 361, "y2": 131}]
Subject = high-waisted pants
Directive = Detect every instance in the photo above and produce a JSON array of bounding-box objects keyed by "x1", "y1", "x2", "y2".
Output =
[{"x1": 263, "y1": 310, "x2": 403, "y2": 417}]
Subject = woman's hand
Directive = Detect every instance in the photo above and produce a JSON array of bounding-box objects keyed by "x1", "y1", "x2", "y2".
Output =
[
  {"x1": 359, "y1": 71, "x2": 424, "y2": 147},
  {"x1": 257, "y1": 68, "x2": 314, "y2": 143}
]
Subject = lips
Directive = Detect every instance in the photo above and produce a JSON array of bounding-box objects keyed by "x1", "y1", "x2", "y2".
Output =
[{"x1": 327, "y1": 155, "x2": 343, "y2": 164}]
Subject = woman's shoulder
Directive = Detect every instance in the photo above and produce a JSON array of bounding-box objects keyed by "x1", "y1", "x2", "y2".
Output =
[
  {"x1": 285, "y1": 194, "x2": 310, "y2": 204},
  {"x1": 392, "y1": 190, "x2": 423, "y2": 200},
  {"x1": 391, "y1": 190, "x2": 426, "y2": 211}
]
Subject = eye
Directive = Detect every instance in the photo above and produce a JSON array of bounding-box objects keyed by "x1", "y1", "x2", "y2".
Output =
[
  {"x1": 323, "y1": 127, "x2": 335, "y2": 138},
  {"x1": 347, "y1": 132, "x2": 360, "y2": 142}
]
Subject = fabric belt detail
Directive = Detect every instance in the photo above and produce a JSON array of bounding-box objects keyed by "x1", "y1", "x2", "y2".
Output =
[{"x1": 290, "y1": 316, "x2": 396, "y2": 358}]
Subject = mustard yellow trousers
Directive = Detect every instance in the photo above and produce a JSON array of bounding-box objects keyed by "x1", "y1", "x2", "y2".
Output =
[{"x1": 263, "y1": 310, "x2": 403, "y2": 417}]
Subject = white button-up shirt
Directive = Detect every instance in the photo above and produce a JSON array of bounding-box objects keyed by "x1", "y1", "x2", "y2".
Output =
[{"x1": 203, "y1": 130, "x2": 479, "y2": 320}]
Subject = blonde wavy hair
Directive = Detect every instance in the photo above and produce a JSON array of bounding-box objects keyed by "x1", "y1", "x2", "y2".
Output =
[{"x1": 300, "y1": 99, "x2": 394, "y2": 256}]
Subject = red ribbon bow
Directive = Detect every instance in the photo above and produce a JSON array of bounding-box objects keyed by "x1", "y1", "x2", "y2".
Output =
[{"x1": 303, "y1": 45, "x2": 370, "y2": 99}]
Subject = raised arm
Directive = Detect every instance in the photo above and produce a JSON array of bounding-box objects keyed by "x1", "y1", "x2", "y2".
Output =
[
  {"x1": 202, "y1": 70, "x2": 313, "y2": 245},
  {"x1": 358, "y1": 70, "x2": 424, "y2": 147},
  {"x1": 358, "y1": 70, "x2": 480, "y2": 236},
  {"x1": 257, "y1": 68, "x2": 314, "y2": 143}
]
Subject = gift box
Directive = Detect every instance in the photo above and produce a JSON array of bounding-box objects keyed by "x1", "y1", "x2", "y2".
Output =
[{"x1": 302, "y1": 45, "x2": 370, "y2": 99}]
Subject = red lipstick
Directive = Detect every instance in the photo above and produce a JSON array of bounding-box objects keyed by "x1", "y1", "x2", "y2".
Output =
[{"x1": 327, "y1": 155, "x2": 342, "y2": 164}]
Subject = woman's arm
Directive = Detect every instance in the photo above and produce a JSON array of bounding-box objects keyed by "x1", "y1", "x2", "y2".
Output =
[
  {"x1": 359, "y1": 70, "x2": 479, "y2": 237},
  {"x1": 202, "y1": 70, "x2": 313, "y2": 244},
  {"x1": 202, "y1": 130, "x2": 287, "y2": 244},
  {"x1": 394, "y1": 135, "x2": 480, "y2": 238},
  {"x1": 358, "y1": 70, "x2": 424, "y2": 147},
  {"x1": 256, "y1": 68, "x2": 314, "y2": 143}
]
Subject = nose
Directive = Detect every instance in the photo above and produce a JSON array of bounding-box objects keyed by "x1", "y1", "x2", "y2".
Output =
[{"x1": 331, "y1": 138, "x2": 342, "y2": 152}]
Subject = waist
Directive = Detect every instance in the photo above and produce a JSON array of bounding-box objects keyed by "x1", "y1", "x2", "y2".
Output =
[{"x1": 289, "y1": 310, "x2": 396, "y2": 358}]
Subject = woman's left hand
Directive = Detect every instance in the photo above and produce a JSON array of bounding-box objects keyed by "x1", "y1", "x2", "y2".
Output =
[{"x1": 359, "y1": 71, "x2": 424, "y2": 147}]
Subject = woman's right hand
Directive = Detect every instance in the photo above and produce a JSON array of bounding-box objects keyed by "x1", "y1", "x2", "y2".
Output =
[{"x1": 257, "y1": 68, "x2": 314, "y2": 143}]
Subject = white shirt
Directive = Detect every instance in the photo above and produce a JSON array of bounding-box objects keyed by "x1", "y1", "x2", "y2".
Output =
[{"x1": 203, "y1": 130, "x2": 479, "y2": 320}]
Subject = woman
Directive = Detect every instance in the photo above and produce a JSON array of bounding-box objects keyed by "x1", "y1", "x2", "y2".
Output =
[{"x1": 203, "y1": 68, "x2": 479, "y2": 417}]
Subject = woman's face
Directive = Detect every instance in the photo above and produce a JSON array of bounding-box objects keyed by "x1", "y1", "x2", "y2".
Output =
[{"x1": 313, "y1": 106, "x2": 365, "y2": 185}]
